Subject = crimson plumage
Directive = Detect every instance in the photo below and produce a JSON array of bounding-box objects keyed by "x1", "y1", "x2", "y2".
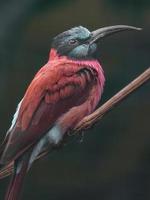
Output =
[{"x1": 1, "y1": 48, "x2": 104, "y2": 166}]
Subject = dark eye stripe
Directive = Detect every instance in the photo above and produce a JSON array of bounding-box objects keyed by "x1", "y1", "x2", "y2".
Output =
[{"x1": 69, "y1": 39, "x2": 78, "y2": 44}]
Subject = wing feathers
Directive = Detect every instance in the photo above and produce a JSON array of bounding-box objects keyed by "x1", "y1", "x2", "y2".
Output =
[{"x1": 1, "y1": 62, "x2": 98, "y2": 164}]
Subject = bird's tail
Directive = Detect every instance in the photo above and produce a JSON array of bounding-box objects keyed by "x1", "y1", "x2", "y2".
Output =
[{"x1": 4, "y1": 152, "x2": 31, "y2": 200}]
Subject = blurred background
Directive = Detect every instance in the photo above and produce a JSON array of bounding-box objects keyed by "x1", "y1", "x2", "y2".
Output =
[{"x1": 0, "y1": 0, "x2": 150, "y2": 199}]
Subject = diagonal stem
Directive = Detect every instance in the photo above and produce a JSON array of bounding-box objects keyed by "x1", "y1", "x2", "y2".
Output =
[{"x1": 73, "y1": 67, "x2": 150, "y2": 133}]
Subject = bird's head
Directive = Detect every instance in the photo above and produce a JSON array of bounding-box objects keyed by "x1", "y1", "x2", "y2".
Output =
[{"x1": 51, "y1": 25, "x2": 141, "y2": 60}]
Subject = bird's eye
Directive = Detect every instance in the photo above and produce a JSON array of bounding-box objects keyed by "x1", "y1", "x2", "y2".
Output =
[{"x1": 69, "y1": 39, "x2": 78, "y2": 45}]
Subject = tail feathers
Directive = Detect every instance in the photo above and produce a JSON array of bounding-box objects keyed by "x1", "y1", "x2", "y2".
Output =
[
  {"x1": 5, "y1": 169, "x2": 25, "y2": 200},
  {"x1": 5, "y1": 153, "x2": 30, "y2": 200}
]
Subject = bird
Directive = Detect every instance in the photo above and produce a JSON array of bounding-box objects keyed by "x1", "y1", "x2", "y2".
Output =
[{"x1": 0, "y1": 25, "x2": 141, "y2": 200}]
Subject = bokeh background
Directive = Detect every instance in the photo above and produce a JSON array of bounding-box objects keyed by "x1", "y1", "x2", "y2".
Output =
[{"x1": 0, "y1": 0, "x2": 150, "y2": 199}]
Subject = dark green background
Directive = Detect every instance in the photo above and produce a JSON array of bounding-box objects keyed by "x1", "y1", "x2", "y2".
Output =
[{"x1": 0, "y1": 0, "x2": 150, "y2": 199}]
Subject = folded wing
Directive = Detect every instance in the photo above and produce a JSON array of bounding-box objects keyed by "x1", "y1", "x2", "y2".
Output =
[{"x1": 1, "y1": 62, "x2": 98, "y2": 165}]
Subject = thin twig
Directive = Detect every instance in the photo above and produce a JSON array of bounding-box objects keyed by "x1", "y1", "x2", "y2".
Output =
[{"x1": 73, "y1": 67, "x2": 150, "y2": 133}]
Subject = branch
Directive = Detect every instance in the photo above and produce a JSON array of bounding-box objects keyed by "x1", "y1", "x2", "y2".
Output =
[{"x1": 73, "y1": 67, "x2": 150, "y2": 133}]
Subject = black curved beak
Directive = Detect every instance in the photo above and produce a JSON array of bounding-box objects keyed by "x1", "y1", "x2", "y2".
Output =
[{"x1": 90, "y1": 25, "x2": 142, "y2": 44}]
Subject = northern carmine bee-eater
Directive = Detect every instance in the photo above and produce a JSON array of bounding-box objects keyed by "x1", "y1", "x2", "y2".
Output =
[{"x1": 0, "y1": 25, "x2": 141, "y2": 200}]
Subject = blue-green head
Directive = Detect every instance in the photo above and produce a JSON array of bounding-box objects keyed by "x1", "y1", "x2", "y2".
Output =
[{"x1": 51, "y1": 25, "x2": 141, "y2": 60}]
